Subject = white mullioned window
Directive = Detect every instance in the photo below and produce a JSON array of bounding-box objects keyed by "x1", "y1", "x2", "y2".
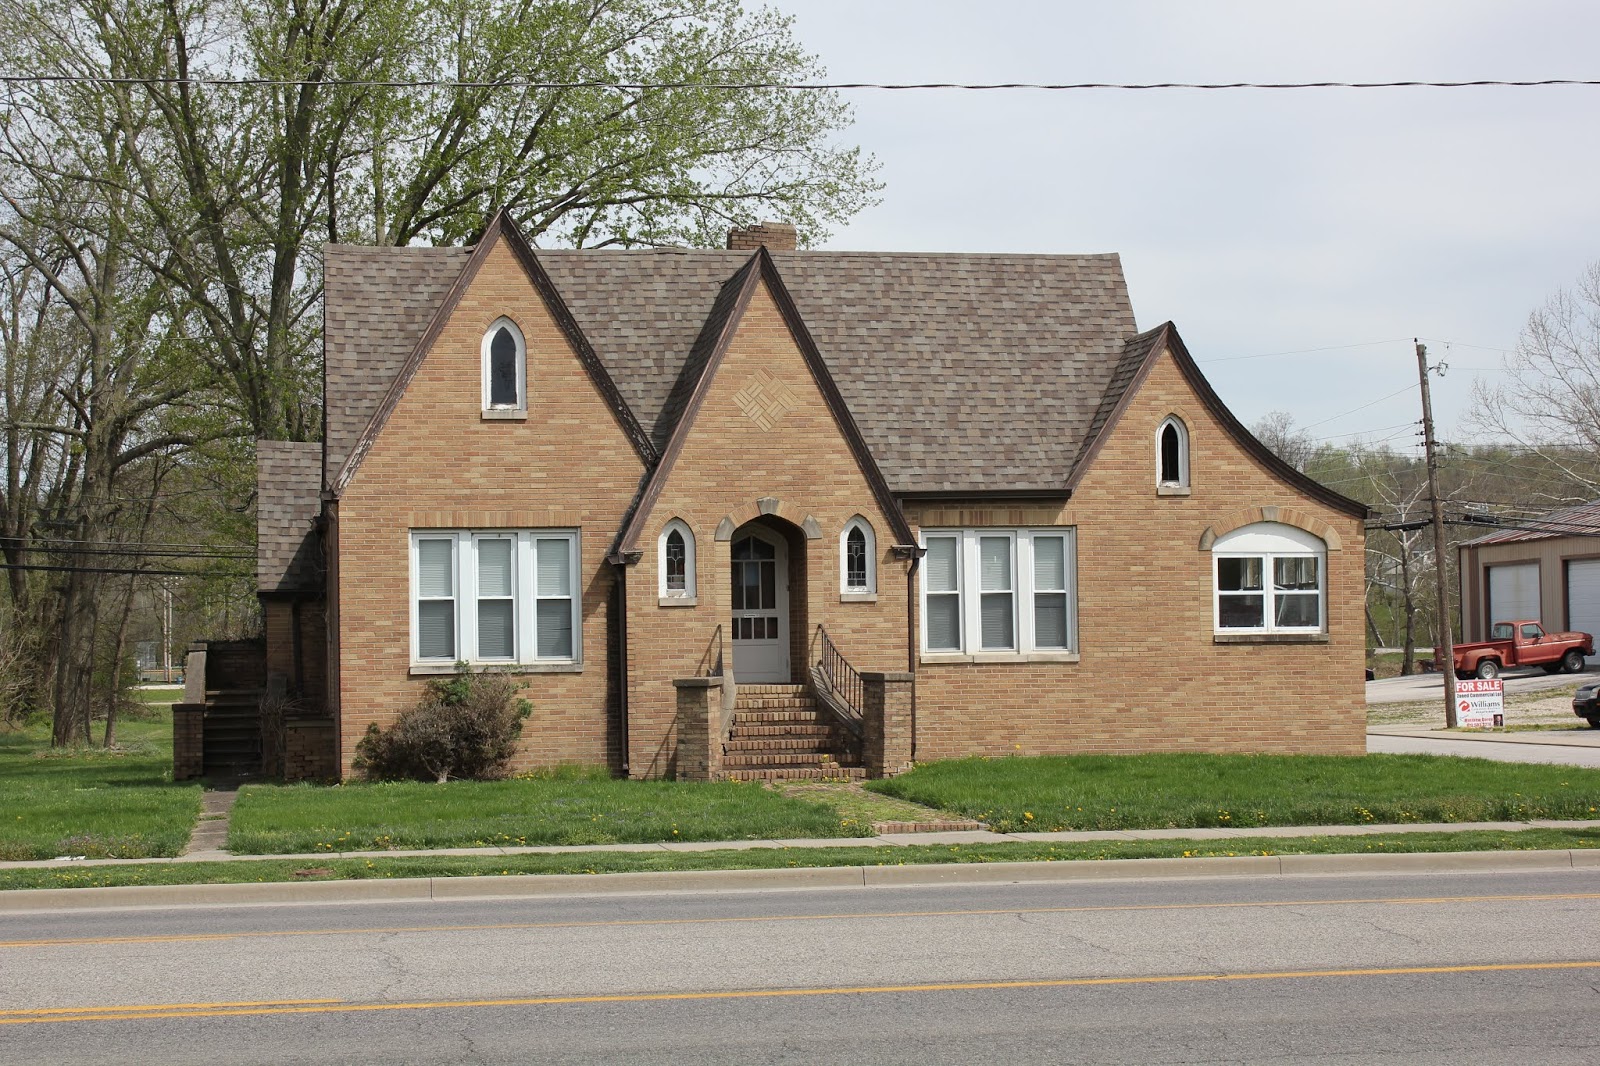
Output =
[
  {"x1": 1212, "y1": 523, "x2": 1325, "y2": 634},
  {"x1": 841, "y1": 515, "x2": 876, "y2": 594},
  {"x1": 410, "y1": 530, "x2": 580, "y2": 665},
  {"x1": 920, "y1": 529, "x2": 1078, "y2": 655},
  {"x1": 658, "y1": 518, "x2": 696, "y2": 599},
  {"x1": 481, "y1": 317, "x2": 527, "y2": 412}
]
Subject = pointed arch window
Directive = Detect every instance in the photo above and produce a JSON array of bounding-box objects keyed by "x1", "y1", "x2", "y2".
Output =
[
  {"x1": 482, "y1": 317, "x2": 527, "y2": 415},
  {"x1": 840, "y1": 516, "x2": 876, "y2": 598},
  {"x1": 658, "y1": 519, "x2": 696, "y2": 603},
  {"x1": 1157, "y1": 415, "x2": 1189, "y2": 491}
]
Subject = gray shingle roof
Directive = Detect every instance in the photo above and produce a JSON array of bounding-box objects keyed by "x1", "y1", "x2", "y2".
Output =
[
  {"x1": 257, "y1": 440, "x2": 324, "y2": 592},
  {"x1": 322, "y1": 244, "x2": 1138, "y2": 494},
  {"x1": 1462, "y1": 498, "x2": 1600, "y2": 545},
  {"x1": 323, "y1": 245, "x2": 473, "y2": 486}
]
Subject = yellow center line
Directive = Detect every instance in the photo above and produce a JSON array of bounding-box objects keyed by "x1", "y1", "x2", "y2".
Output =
[
  {"x1": 3, "y1": 891, "x2": 1597, "y2": 950},
  {"x1": 4, "y1": 962, "x2": 1598, "y2": 1027},
  {"x1": 0, "y1": 999, "x2": 341, "y2": 1017}
]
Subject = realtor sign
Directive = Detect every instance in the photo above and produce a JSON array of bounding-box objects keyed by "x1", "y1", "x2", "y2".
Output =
[{"x1": 1456, "y1": 678, "x2": 1505, "y2": 729}]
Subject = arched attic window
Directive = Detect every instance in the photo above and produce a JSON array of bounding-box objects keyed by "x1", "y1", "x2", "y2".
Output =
[
  {"x1": 1157, "y1": 415, "x2": 1189, "y2": 491},
  {"x1": 841, "y1": 516, "x2": 876, "y2": 597},
  {"x1": 659, "y1": 519, "x2": 696, "y2": 602},
  {"x1": 482, "y1": 317, "x2": 526, "y2": 414}
]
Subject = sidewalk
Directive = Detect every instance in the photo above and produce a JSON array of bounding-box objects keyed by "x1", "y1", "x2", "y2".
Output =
[
  {"x1": 1366, "y1": 725, "x2": 1600, "y2": 747},
  {"x1": 5, "y1": 817, "x2": 1598, "y2": 873}
]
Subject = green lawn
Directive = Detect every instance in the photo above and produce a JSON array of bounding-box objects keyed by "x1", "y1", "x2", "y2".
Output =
[
  {"x1": 227, "y1": 766, "x2": 875, "y2": 853},
  {"x1": 866, "y1": 753, "x2": 1600, "y2": 833},
  {"x1": 5, "y1": 826, "x2": 1597, "y2": 892},
  {"x1": 0, "y1": 705, "x2": 202, "y2": 860}
]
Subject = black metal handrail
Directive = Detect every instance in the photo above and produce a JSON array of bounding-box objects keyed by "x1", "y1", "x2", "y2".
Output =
[
  {"x1": 811, "y1": 625, "x2": 864, "y2": 740},
  {"x1": 699, "y1": 624, "x2": 724, "y2": 677}
]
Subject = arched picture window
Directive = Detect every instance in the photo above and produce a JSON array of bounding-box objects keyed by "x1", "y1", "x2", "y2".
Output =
[
  {"x1": 658, "y1": 519, "x2": 696, "y2": 601},
  {"x1": 1157, "y1": 415, "x2": 1189, "y2": 490},
  {"x1": 1212, "y1": 522, "x2": 1325, "y2": 633},
  {"x1": 840, "y1": 516, "x2": 876, "y2": 595},
  {"x1": 481, "y1": 317, "x2": 526, "y2": 413}
]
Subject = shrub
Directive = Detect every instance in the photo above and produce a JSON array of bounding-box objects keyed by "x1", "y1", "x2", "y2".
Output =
[{"x1": 353, "y1": 668, "x2": 530, "y2": 783}]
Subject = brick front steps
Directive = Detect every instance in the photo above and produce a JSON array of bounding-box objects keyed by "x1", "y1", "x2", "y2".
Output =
[{"x1": 719, "y1": 683, "x2": 864, "y2": 782}]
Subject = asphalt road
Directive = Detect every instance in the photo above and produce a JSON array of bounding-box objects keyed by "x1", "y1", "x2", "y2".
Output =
[
  {"x1": 1366, "y1": 665, "x2": 1595, "y2": 704},
  {"x1": 1367, "y1": 732, "x2": 1600, "y2": 767},
  {"x1": 4, "y1": 869, "x2": 1600, "y2": 1064}
]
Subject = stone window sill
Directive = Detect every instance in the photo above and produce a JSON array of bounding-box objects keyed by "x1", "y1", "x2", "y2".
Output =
[
  {"x1": 658, "y1": 596, "x2": 699, "y2": 607},
  {"x1": 919, "y1": 651, "x2": 1081, "y2": 665},
  {"x1": 1157, "y1": 484, "x2": 1191, "y2": 497},
  {"x1": 1212, "y1": 632, "x2": 1329, "y2": 645},
  {"x1": 840, "y1": 591, "x2": 878, "y2": 603},
  {"x1": 409, "y1": 661, "x2": 583, "y2": 675},
  {"x1": 481, "y1": 408, "x2": 528, "y2": 421}
]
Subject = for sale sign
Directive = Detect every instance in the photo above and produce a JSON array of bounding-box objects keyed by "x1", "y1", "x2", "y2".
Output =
[{"x1": 1456, "y1": 678, "x2": 1505, "y2": 729}]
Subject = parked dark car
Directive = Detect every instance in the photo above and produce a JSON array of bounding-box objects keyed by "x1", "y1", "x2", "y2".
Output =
[{"x1": 1574, "y1": 682, "x2": 1600, "y2": 729}]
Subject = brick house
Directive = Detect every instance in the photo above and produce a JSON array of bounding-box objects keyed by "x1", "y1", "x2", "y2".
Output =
[{"x1": 252, "y1": 211, "x2": 1368, "y2": 782}]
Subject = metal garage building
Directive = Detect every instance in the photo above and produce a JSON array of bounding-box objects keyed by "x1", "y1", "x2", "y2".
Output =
[{"x1": 1458, "y1": 499, "x2": 1600, "y2": 664}]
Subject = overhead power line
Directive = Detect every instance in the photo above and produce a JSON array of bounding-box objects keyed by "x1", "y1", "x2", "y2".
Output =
[{"x1": 1, "y1": 75, "x2": 1599, "y2": 92}]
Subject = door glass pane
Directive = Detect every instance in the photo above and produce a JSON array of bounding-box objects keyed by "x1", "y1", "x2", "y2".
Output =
[
  {"x1": 417, "y1": 601, "x2": 455, "y2": 658},
  {"x1": 979, "y1": 537, "x2": 1011, "y2": 591},
  {"x1": 477, "y1": 539, "x2": 513, "y2": 597},
  {"x1": 759, "y1": 560, "x2": 775, "y2": 609},
  {"x1": 536, "y1": 599, "x2": 572, "y2": 658},
  {"x1": 477, "y1": 601, "x2": 514, "y2": 658},
  {"x1": 980, "y1": 591, "x2": 1014, "y2": 649},
  {"x1": 536, "y1": 538, "x2": 571, "y2": 596},
  {"x1": 417, "y1": 539, "x2": 454, "y2": 597},
  {"x1": 1034, "y1": 592, "x2": 1067, "y2": 648},
  {"x1": 925, "y1": 537, "x2": 958, "y2": 593},
  {"x1": 1033, "y1": 536, "x2": 1065, "y2": 590},
  {"x1": 926, "y1": 594, "x2": 960, "y2": 650}
]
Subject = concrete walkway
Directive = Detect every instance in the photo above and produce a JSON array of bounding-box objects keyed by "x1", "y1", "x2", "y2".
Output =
[{"x1": 5, "y1": 817, "x2": 1598, "y2": 874}]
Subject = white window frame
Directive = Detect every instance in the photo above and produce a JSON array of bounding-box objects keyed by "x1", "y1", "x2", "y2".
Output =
[
  {"x1": 409, "y1": 529, "x2": 581, "y2": 667},
  {"x1": 1157, "y1": 415, "x2": 1189, "y2": 491},
  {"x1": 658, "y1": 518, "x2": 697, "y2": 603},
  {"x1": 919, "y1": 528, "x2": 1078, "y2": 657},
  {"x1": 840, "y1": 515, "x2": 877, "y2": 597},
  {"x1": 481, "y1": 316, "x2": 527, "y2": 415},
  {"x1": 1212, "y1": 523, "x2": 1325, "y2": 635}
]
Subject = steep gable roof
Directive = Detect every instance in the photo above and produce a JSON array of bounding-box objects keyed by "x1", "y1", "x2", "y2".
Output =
[
  {"x1": 1068, "y1": 323, "x2": 1369, "y2": 518},
  {"x1": 615, "y1": 249, "x2": 917, "y2": 556},
  {"x1": 258, "y1": 440, "x2": 323, "y2": 594},
  {"x1": 326, "y1": 212, "x2": 655, "y2": 496}
]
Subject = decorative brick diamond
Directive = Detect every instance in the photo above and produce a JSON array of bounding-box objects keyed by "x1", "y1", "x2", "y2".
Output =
[{"x1": 732, "y1": 369, "x2": 799, "y2": 431}]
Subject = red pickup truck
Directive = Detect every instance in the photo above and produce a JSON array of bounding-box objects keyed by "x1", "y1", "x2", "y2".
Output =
[{"x1": 1453, "y1": 621, "x2": 1594, "y2": 680}]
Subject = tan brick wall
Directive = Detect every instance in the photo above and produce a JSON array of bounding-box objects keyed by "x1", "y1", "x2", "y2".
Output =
[
  {"x1": 623, "y1": 281, "x2": 909, "y2": 777},
  {"x1": 334, "y1": 242, "x2": 645, "y2": 777},
  {"x1": 909, "y1": 348, "x2": 1367, "y2": 758}
]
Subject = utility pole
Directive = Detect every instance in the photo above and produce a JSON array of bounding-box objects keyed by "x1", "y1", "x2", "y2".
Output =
[{"x1": 1416, "y1": 340, "x2": 1458, "y2": 728}]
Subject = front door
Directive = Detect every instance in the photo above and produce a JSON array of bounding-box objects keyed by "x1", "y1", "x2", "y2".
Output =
[{"x1": 730, "y1": 528, "x2": 789, "y2": 683}]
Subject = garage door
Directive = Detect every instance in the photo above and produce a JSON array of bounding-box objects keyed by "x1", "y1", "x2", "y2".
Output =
[
  {"x1": 1568, "y1": 559, "x2": 1600, "y2": 665},
  {"x1": 1487, "y1": 562, "x2": 1541, "y2": 630}
]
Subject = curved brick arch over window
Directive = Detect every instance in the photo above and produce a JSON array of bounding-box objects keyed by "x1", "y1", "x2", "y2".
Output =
[{"x1": 1200, "y1": 506, "x2": 1344, "y2": 552}]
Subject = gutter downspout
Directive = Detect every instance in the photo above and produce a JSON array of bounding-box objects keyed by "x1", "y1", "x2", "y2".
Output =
[
  {"x1": 612, "y1": 558, "x2": 630, "y2": 777},
  {"x1": 891, "y1": 543, "x2": 925, "y2": 764}
]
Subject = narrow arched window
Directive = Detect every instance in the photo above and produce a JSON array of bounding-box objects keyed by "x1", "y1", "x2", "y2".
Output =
[
  {"x1": 665, "y1": 530, "x2": 686, "y2": 591},
  {"x1": 1157, "y1": 415, "x2": 1189, "y2": 490},
  {"x1": 840, "y1": 516, "x2": 876, "y2": 596},
  {"x1": 658, "y1": 519, "x2": 696, "y2": 601},
  {"x1": 481, "y1": 317, "x2": 526, "y2": 413}
]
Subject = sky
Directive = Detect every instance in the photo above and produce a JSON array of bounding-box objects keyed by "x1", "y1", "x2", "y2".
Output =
[{"x1": 763, "y1": 0, "x2": 1600, "y2": 452}]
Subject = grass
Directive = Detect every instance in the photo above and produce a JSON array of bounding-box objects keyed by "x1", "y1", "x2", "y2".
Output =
[
  {"x1": 0, "y1": 705, "x2": 201, "y2": 860},
  {"x1": 6, "y1": 826, "x2": 1598, "y2": 892},
  {"x1": 768, "y1": 780, "x2": 964, "y2": 826},
  {"x1": 865, "y1": 753, "x2": 1600, "y2": 833},
  {"x1": 226, "y1": 765, "x2": 875, "y2": 853}
]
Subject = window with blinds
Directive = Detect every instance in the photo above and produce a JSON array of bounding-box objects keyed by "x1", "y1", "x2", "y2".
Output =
[
  {"x1": 920, "y1": 529, "x2": 1077, "y2": 656},
  {"x1": 411, "y1": 530, "x2": 580, "y2": 665}
]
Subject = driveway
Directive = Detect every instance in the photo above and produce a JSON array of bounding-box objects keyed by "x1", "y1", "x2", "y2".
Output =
[
  {"x1": 1366, "y1": 665, "x2": 1595, "y2": 705},
  {"x1": 1367, "y1": 727, "x2": 1600, "y2": 767}
]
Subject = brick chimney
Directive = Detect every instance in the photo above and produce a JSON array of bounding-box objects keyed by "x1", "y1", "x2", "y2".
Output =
[{"x1": 726, "y1": 221, "x2": 798, "y2": 252}]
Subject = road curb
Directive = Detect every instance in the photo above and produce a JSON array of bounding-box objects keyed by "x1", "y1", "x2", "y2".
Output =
[{"x1": 0, "y1": 848, "x2": 1592, "y2": 912}]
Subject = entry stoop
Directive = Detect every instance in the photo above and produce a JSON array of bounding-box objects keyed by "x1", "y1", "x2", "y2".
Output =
[{"x1": 719, "y1": 683, "x2": 865, "y2": 782}]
